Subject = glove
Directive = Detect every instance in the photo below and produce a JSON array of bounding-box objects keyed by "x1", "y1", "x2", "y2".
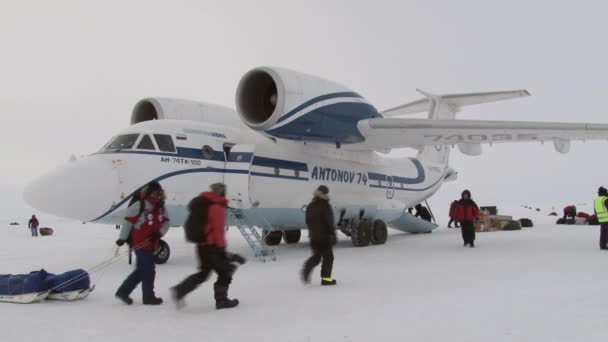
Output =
[
  {"x1": 227, "y1": 252, "x2": 247, "y2": 265},
  {"x1": 116, "y1": 239, "x2": 126, "y2": 246},
  {"x1": 149, "y1": 231, "x2": 162, "y2": 241}
]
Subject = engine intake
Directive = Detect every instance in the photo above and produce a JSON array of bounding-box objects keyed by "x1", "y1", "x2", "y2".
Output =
[
  {"x1": 236, "y1": 67, "x2": 380, "y2": 144},
  {"x1": 130, "y1": 98, "x2": 236, "y2": 126}
]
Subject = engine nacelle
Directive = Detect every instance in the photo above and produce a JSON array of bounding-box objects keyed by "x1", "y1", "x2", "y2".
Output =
[
  {"x1": 131, "y1": 97, "x2": 236, "y2": 126},
  {"x1": 236, "y1": 67, "x2": 380, "y2": 144}
]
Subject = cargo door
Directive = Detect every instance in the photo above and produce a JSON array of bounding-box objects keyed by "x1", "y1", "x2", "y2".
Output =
[{"x1": 223, "y1": 144, "x2": 255, "y2": 209}]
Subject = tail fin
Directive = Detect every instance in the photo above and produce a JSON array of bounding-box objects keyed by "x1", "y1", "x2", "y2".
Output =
[{"x1": 401, "y1": 89, "x2": 530, "y2": 164}]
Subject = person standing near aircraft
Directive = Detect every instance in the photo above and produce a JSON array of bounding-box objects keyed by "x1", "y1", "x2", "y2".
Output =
[
  {"x1": 115, "y1": 181, "x2": 170, "y2": 305},
  {"x1": 593, "y1": 186, "x2": 608, "y2": 250},
  {"x1": 414, "y1": 204, "x2": 432, "y2": 222},
  {"x1": 448, "y1": 200, "x2": 460, "y2": 228},
  {"x1": 171, "y1": 183, "x2": 244, "y2": 310},
  {"x1": 302, "y1": 185, "x2": 337, "y2": 286},
  {"x1": 28, "y1": 215, "x2": 39, "y2": 237},
  {"x1": 454, "y1": 190, "x2": 479, "y2": 248}
]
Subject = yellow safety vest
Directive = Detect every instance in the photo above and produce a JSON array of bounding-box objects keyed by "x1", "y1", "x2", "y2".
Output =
[{"x1": 594, "y1": 196, "x2": 608, "y2": 223}]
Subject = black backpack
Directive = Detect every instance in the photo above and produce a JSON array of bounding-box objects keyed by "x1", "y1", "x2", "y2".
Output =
[{"x1": 183, "y1": 196, "x2": 210, "y2": 243}]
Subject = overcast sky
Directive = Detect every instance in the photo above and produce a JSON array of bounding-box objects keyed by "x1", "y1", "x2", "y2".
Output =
[{"x1": 1, "y1": 0, "x2": 607, "y2": 222}]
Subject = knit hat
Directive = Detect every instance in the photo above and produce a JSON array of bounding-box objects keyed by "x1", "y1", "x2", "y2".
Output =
[
  {"x1": 314, "y1": 185, "x2": 330, "y2": 200},
  {"x1": 210, "y1": 183, "x2": 226, "y2": 195},
  {"x1": 598, "y1": 186, "x2": 607, "y2": 196}
]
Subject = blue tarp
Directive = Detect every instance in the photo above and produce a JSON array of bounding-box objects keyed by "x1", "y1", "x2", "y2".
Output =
[
  {"x1": 0, "y1": 269, "x2": 90, "y2": 296},
  {"x1": 46, "y1": 269, "x2": 90, "y2": 292},
  {"x1": 0, "y1": 270, "x2": 50, "y2": 295}
]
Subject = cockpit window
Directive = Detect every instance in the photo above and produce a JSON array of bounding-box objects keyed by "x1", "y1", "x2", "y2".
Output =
[
  {"x1": 105, "y1": 134, "x2": 139, "y2": 150},
  {"x1": 137, "y1": 135, "x2": 156, "y2": 150},
  {"x1": 154, "y1": 134, "x2": 176, "y2": 153}
]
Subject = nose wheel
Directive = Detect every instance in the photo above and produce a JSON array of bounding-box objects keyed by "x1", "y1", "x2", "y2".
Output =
[{"x1": 154, "y1": 239, "x2": 171, "y2": 264}]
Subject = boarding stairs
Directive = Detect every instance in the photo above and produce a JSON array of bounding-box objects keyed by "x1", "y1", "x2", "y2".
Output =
[{"x1": 227, "y1": 208, "x2": 277, "y2": 262}]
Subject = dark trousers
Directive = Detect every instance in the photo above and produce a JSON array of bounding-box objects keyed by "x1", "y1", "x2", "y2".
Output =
[
  {"x1": 31, "y1": 227, "x2": 38, "y2": 237},
  {"x1": 303, "y1": 241, "x2": 334, "y2": 279},
  {"x1": 448, "y1": 218, "x2": 460, "y2": 228},
  {"x1": 174, "y1": 246, "x2": 234, "y2": 301},
  {"x1": 117, "y1": 250, "x2": 156, "y2": 300},
  {"x1": 600, "y1": 223, "x2": 608, "y2": 249},
  {"x1": 461, "y1": 221, "x2": 475, "y2": 245}
]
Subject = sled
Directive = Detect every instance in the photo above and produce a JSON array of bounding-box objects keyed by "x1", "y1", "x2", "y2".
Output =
[
  {"x1": 0, "y1": 291, "x2": 49, "y2": 304},
  {"x1": 48, "y1": 286, "x2": 94, "y2": 301}
]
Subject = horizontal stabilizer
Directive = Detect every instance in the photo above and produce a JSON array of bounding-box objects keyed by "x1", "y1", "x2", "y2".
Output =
[{"x1": 382, "y1": 90, "x2": 530, "y2": 117}]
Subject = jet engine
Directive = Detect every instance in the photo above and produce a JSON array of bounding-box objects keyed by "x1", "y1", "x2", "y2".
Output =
[
  {"x1": 131, "y1": 98, "x2": 236, "y2": 126},
  {"x1": 236, "y1": 67, "x2": 380, "y2": 144}
]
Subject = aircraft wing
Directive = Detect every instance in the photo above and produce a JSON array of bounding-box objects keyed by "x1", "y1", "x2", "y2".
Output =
[{"x1": 357, "y1": 118, "x2": 608, "y2": 153}]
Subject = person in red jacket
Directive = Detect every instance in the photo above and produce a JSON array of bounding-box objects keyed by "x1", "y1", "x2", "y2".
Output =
[
  {"x1": 171, "y1": 183, "x2": 245, "y2": 310},
  {"x1": 115, "y1": 181, "x2": 170, "y2": 305},
  {"x1": 454, "y1": 190, "x2": 480, "y2": 248}
]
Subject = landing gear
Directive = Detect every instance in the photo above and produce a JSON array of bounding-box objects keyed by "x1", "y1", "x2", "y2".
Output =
[
  {"x1": 154, "y1": 239, "x2": 170, "y2": 264},
  {"x1": 263, "y1": 230, "x2": 283, "y2": 246},
  {"x1": 351, "y1": 221, "x2": 372, "y2": 247},
  {"x1": 371, "y1": 220, "x2": 388, "y2": 245},
  {"x1": 283, "y1": 230, "x2": 301, "y2": 244}
]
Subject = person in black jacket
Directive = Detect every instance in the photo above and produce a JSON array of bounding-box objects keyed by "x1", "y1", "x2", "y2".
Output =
[
  {"x1": 414, "y1": 204, "x2": 433, "y2": 222},
  {"x1": 301, "y1": 185, "x2": 337, "y2": 286}
]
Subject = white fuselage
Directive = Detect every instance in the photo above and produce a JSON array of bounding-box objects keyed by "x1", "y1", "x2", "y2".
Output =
[{"x1": 25, "y1": 118, "x2": 446, "y2": 232}]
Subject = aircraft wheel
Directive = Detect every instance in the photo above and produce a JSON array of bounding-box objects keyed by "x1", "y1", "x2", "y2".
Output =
[
  {"x1": 154, "y1": 239, "x2": 171, "y2": 264},
  {"x1": 283, "y1": 230, "x2": 301, "y2": 244},
  {"x1": 263, "y1": 230, "x2": 283, "y2": 246},
  {"x1": 371, "y1": 220, "x2": 388, "y2": 245},
  {"x1": 351, "y1": 221, "x2": 372, "y2": 247}
]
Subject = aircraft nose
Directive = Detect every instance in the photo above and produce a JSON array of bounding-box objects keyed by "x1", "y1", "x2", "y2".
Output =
[{"x1": 24, "y1": 156, "x2": 119, "y2": 221}]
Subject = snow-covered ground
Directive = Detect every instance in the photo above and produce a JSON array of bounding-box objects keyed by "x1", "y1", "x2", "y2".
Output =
[{"x1": 1, "y1": 207, "x2": 607, "y2": 342}]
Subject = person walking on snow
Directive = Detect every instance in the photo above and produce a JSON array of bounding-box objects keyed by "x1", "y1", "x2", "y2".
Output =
[
  {"x1": 28, "y1": 215, "x2": 39, "y2": 237},
  {"x1": 454, "y1": 190, "x2": 480, "y2": 248},
  {"x1": 115, "y1": 181, "x2": 170, "y2": 305},
  {"x1": 594, "y1": 186, "x2": 608, "y2": 250},
  {"x1": 171, "y1": 183, "x2": 244, "y2": 310},
  {"x1": 301, "y1": 185, "x2": 337, "y2": 286}
]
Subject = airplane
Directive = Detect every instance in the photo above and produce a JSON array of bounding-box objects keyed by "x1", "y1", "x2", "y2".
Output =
[{"x1": 24, "y1": 66, "x2": 608, "y2": 263}]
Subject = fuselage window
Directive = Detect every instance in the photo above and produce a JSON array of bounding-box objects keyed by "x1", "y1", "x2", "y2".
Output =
[
  {"x1": 202, "y1": 145, "x2": 215, "y2": 159},
  {"x1": 154, "y1": 134, "x2": 176, "y2": 153},
  {"x1": 137, "y1": 135, "x2": 156, "y2": 150},
  {"x1": 106, "y1": 134, "x2": 139, "y2": 150}
]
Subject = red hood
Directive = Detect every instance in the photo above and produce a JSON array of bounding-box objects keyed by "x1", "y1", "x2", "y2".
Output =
[{"x1": 201, "y1": 192, "x2": 228, "y2": 206}]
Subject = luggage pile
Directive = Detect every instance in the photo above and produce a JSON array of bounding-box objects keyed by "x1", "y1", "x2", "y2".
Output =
[
  {"x1": 0, "y1": 269, "x2": 92, "y2": 304},
  {"x1": 474, "y1": 209, "x2": 531, "y2": 232}
]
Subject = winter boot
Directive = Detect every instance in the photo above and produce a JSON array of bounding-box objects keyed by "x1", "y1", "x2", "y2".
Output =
[
  {"x1": 470, "y1": 241, "x2": 475, "y2": 248},
  {"x1": 301, "y1": 267, "x2": 312, "y2": 284},
  {"x1": 321, "y1": 277, "x2": 337, "y2": 286},
  {"x1": 216, "y1": 298, "x2": 240, "y2": 310},
  {"x1": 170, "y1": 287, "x2": 185, "y2": 310},
  {"x1": 143, "y1": 296, "x2": 164, "y2": 305},
  {"x1": 214, "y1": 284, "x2": 239, "y2": 310},
  {"x1": 115, "y1": 291, "x2": 133, "y2": 305}
]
